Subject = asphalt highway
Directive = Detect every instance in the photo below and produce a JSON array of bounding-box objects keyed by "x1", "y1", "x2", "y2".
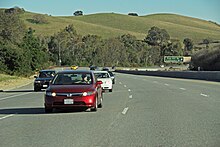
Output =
[{"x1": 0, "y1": 73, "x2": 220, "y2": 147}]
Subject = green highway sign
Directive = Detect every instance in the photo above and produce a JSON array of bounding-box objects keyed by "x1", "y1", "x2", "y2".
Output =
[{"x1": 164, "y1": 56, "x2": 184, "y2": 63}]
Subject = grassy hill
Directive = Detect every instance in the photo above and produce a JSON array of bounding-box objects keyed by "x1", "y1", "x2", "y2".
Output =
[{"x1": 19, "y1": 11, "x2": 220, "y2": 43}]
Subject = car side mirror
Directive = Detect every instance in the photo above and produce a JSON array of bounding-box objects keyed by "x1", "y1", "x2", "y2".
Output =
[{"x1": 96, "y1": 81, "x2": 102, "y2": 85}]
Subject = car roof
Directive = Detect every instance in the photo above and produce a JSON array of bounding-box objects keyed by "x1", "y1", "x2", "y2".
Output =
[
  {"x1": 57, "y1": 70, "x2": 93, "y2": 74},
  {"x1": 40, "y1": 69, "x2": 56, "y2": 72}
]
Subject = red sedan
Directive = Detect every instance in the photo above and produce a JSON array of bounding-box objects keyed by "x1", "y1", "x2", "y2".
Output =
[{"x1": 44, "y1": 70, "x2": 103, "y2": 113}]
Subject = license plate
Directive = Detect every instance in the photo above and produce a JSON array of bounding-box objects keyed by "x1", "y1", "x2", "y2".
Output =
[
  {"x1": 43, "y1": 85, "x2": 48, "y2": 88},
  {"x1": 64, "y1": 99, "x2": 74, "y2": 104}
]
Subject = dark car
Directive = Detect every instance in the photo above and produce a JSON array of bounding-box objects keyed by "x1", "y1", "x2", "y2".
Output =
[
  {"x1": 34, "y1": 70, "x2": 56, "y2": 91},
  {"x1": 44, "y1": 70, "x2": 103, "y2": 113},
  {"x1": 89, "y1": 65, "x2": 98, "y2": 70},
  {"x1": 102, "y1": 67, "x2": 110, "y2": 71}
]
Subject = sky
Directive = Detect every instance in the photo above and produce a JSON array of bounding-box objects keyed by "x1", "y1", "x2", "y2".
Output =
[{"x1": 0, "y1": 0, "x2": 219, "y2": 23}]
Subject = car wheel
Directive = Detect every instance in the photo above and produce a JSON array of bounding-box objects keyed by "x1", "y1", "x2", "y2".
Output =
[
  {"x1": 34, "y1": 87, "x2": 40, "y2": 92},
  {"x1": 98, "y1": 97, "x2": 103, "y2": 108},
  {"x1": 45, "y1": 107, "x2": 53, "y2": 113},
  {"x1": 113, "y1": 80, "x2": 115, "y2": 84},
  {"x1": 91, "y1": 97, "x2": 97, "y2": 112},
  {"x1": 109, "y1": 89, "x2": 113, "y2": 92}
]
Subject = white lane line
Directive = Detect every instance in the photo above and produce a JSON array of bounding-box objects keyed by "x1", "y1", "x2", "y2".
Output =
[
  {"x1": 129, "y1": 95, "x2": 133, "y2": 99},
  {"x1": 128, "y1": 89, "x2": 131, "y2": 92},
  {"x1": 119, "y1": 82, "x2": 122, "y2": 85},
  {"x1": 153, "y1": 81, "x2": 158, "y2": 83},
  {"x1": 200, "y1": 93, "x2": 209, "y2": 97},
  {"x1": 180, "y1": 88, "x2": 186, "y2": 91},
  {"x1": 0, "y1": 92, "x2": 33, "y2": 101},
  {"x1": 164, "y1": 83, "x2": 170, "y2": 86},
  {"x1": 0, "y1": 114, "x2": 15, "y2": 120},
  {"x1": 124, "y1": 85, "x2": 127, "y2": 88},
  {"x1": 122, "y1": 107, "x2": 129, "y2": 115}
]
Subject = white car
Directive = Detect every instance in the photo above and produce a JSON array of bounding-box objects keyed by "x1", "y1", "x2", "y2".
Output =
[{"x1": 93, "y1": 71, "x2": 113, "y2": 92}]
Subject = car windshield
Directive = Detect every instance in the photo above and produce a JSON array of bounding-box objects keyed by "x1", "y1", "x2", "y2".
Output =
[
  {"x1": 94, "y1": 73, "x2": 110, "y2": 78},
  {"x1": 52, "y1": 73, "x2": 92, "y2": 85},
  {"x1": 39, "y1": 71, "x2": 55, "y2": 78}
]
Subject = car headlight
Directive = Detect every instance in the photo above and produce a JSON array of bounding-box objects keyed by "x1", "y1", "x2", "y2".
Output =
[
  {"x1": 82, "y1": 91, "x2": 95, "y2": 96},
  {"x1": 46, "y1": 92, "x2": 56, "y2": 97},
  {"x1": 34, "y1": 81, "x2": 41, "y2": 83}
]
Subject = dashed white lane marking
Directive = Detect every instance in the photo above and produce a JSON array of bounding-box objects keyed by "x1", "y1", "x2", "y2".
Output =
[
  {"x1": 122, "y1": 107, "x2": 129, "y2": 115},
  {"x1": 164, "y1": 83, "x2": 170, "y2": 86},
  {"x1": 153, "y1": 81, "x2": 158, "y2": 83},
  {"x1": 124, "y1": 85, "x2": 127, "y2": 88},
  {"x1": 128, "y1": 89, "x2": 131, "y2": 92},
  {"x1": 200, "y1": 93, "x2": 209, "y2": 97},
  {"x1": 0, "y1": 114, "x2": 15, "y2": 120},
  {"x1": 0, "y1": 92, "x2": 33, "y2": 101},
  {"x1": 129, "y1": 95, "x2": 133, "y2": 99},
  {"x1": 119, "y1": 82, "x2": 122, "y2": 85},
  {"x1": 180, "y1": 88, "x2": 186, "y2": 90}
]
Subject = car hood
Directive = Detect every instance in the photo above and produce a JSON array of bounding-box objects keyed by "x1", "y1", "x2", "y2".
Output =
[
  {"x1": 48, "y1": 85, "x2": 95, "y2": 93},
  {"x1": 35, "y1": 77, "x2": 53, "y2": 81}
]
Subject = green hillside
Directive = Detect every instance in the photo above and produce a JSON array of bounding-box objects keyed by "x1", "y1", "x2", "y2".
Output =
[{"x1": 19, "y1": 11, "x2": 220, "y2": 43}]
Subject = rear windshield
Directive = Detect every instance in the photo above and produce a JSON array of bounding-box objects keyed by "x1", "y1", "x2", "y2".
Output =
[
  {"x1": 39, "y1": 71, "x2": 55, "y2": 78},
  {"x1": 52, "y1": 73, "x2": 93, "y2": 85},
  {"x1": 94, "y1": 73, "x2": 110, "y2": 78}
]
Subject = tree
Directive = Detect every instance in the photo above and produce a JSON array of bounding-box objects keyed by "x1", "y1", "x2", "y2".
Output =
[
  {"x1": 0, "y1": 11, "x2": 26, "y2": 44},
  {"x1": 128, "y1": 13, "x2": 138, "y2": 16},
  {"x1": 48, "y1": 25, "x2": 81, "y2": 66},
  {"x1": 4, "y1": 6, "x2": 25, "y2": 14},
  {"x1": 20, "y1": 28, "x2": 49, "y2": 71},
  {"x1": 183, "y1": 38, "x2": 193, "y2": 55},
  {"x1": 73, "y1": 10, "x2": 83, "y2": 16},
  {"x1": 144, "y1": 26, "x2": 170, "y2": 46}
]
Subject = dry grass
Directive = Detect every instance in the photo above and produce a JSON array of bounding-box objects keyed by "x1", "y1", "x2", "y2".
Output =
[
  {"x1": 0, "y1": 74, "x2": 34, "y2": 90},
  {"x1": 18, "y1": 12, "x2": 220, "y2": 42}
]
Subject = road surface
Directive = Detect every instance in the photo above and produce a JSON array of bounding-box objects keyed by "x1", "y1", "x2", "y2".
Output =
[{"x1": 0, "y1": 73, "x2": 220, "y2": 147}]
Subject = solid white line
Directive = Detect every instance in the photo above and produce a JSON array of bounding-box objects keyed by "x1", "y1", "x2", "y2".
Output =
[
  {"x1": 200, "y1": 93, "x2": 209, "y2": 97},
  {"x1": 180, "y1": 88, "x2": 186, "y2": 90},
  {"x1": 124, "y1": 85, "x2": 127, "y2": 88},
  {"x1": 129, "y1": 95, "x2": 133, "y2": 99},
  {"x1": 122, "y1": 107, "x2": 129, "y2": 115},
  {"x1": 128, "y1": 89, "x2": 131, "y2": 92},
  {"x1": 164, "y1": 83, "x2": 170, "y2": 86},
  {"x1": 0, "y1": 92, "x2": 33, "y2": 101},
  {"x1": 0, "y1": 114, "x2": 15, "y2": 120}
]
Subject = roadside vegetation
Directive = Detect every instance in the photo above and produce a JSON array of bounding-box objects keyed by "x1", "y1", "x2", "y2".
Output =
[
  {"x1": 0, "y1": 7, "x2": 220, "y2": 78},
  {"x1": 0, "y1": 74, "x2": 33, "y2": 90}
]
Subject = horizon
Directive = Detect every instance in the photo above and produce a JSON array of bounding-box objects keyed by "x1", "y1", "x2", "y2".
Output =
[{"x1": 0, "y1": 0, "x2": 219, "y2": 23}]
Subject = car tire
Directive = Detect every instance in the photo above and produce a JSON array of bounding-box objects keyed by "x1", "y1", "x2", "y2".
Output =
[
  {"x1": 45, "y1": 107, "x2": 53, "y2": 113},
  {"x1": 91, "y1": 97, "x2": 98, "y2": 112},
  {"x1": 34, "y1": 87, "x2": 40, "y2": 92},
  {"x1": 113, "y1": 80, "x2": 115, "y2": 84},
  {"x1": 109, "y1": 89, "x2": 113, "y2": 92}
]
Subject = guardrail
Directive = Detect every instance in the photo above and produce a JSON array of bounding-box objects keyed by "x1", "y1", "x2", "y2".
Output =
[{"x1": 115, "y1": 70, "x2": 220, "y2": 82}]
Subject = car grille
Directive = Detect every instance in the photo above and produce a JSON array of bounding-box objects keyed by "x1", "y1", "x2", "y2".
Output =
[{"x1": 56, "y1": 93, "x2": 83, "y2": 97}]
